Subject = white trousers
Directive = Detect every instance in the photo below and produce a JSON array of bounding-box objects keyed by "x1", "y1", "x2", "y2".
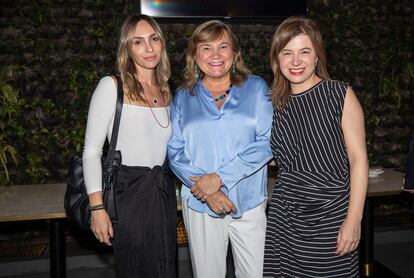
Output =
[{"x1": 182, "y1": 200, "x2": 266, "y2": 278}]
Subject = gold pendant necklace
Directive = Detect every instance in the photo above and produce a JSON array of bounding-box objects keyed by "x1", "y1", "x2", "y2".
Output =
[{"x1": 142, "y1": 93, "x2": 170, "y2": 129}]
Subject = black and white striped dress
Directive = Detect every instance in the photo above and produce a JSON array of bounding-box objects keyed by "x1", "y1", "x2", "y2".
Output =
[{"x1": 264, "y1": 80, "x2": 359, "y2": 277}]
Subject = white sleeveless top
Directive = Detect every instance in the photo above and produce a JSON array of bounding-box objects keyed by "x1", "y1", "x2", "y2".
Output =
[{"x1": 82, "y1": 76, "x2": 172, "y2": 194}]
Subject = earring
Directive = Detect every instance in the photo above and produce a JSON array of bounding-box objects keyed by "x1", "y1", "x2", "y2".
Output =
[
  {"x1": 194, "y1": 65, "x2": 199, "y2": 79},
  {"x1": 232, "y1": 64, "x2": 236, "y2": 75}
]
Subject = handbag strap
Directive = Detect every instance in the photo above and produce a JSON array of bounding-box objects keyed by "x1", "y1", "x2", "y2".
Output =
[{"x1": 104, "y1": 75, "x2": 123, "y2": 165}]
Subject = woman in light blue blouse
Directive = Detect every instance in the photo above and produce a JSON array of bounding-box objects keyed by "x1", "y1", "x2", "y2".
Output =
[{"x1": 168, "y1": 20, "x2": 273, "y2": 278}]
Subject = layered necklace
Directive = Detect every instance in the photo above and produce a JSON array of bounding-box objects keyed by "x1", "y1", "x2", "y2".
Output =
[
  {"x1": 213, "y1": 84, "x2": 233, "y2": 102},
  {"x1": 142, "y1": 90, "x2": 170, "y2": 129}
]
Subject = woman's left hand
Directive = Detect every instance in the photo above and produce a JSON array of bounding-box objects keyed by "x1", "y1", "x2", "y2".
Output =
[
  {"x1": 190, "y1": 173, "x2": 222, "y2": 200},
  {"x1": 336, "y1": 217, "x2": 361, "y2": 256},
  {"x1": 205, "y1": 191, "x2": 237, "y2": 215}
]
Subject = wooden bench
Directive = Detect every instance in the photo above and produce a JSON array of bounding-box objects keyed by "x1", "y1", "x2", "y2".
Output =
[
  {"x1": 0, "y1": 183, "x2": 67, "y2": 278},
  {"x1": 362, "y1": 168, "x2": 403, "y2": 277}
]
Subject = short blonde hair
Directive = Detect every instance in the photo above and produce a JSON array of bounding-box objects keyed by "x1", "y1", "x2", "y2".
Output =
[{"x1": 181, "y1": 20, "x2": 250, "y2": 93}]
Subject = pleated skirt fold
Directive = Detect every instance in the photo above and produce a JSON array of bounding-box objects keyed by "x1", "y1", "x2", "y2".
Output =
[{"x1": 113, "y1": 164, "x2": 177, "y2": 278}]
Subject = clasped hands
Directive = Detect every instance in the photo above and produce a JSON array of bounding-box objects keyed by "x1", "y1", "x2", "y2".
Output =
[{"x1": 190, "y1": 173, "x2": 237, "y2": 216}]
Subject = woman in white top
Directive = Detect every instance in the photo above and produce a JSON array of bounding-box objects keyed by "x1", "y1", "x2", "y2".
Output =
[{"x1": 82, "y1": 14, "x2": 176, "y2": 277}]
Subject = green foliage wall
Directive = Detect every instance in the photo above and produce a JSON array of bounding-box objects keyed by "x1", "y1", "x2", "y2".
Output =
[
  {"x1": 0, "y1": 0, "x2": 412, "y2": 184},
  {"x1": 311, "y1": 0, "x2": 414, "y2": 167}
]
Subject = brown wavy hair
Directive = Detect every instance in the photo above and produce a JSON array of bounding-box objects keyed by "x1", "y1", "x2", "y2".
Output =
[
  {"x1": 117, "y1": 14, "x2": 171, "y2": 103},
  {"x1": 181, "y1": 20, "x2": 251, "y2": 94},
  {"x1": 270, "y1": 16, "x2": 330, "y2": 111}
]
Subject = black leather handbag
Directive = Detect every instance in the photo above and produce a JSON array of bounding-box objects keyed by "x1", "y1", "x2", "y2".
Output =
[{"x1": 65, "y1": 76, "x2": 124, "y2": 230}]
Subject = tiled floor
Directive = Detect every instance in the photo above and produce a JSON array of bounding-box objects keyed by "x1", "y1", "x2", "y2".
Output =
[
  {"x1": 1, "y1": 231, "x2": 414, "y2": 278},
  {"x1": 0, "y1": 249, "x2": 189, "y2": 278},
  {"x1": 372, "y1": 229, "x2": 414, "y2": 278}
]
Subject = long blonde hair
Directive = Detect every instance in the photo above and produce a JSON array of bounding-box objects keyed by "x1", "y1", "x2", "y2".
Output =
[
  {"x1": 181, "y1": 20, "x2": 251, "y2": 94},
  {"x1": 270, "y1": 16, "x2": 330, "y2": 111},
  {"x1": 117, "y1": 14, "x2": 171, "y2": 103}
]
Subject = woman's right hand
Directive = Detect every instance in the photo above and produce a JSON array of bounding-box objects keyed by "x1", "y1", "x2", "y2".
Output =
[{"x1": 90, "y1": 209, "x2": 113, "y2": 246}]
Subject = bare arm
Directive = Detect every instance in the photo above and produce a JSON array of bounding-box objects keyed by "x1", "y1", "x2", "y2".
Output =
[{"x1": 336, "y1": 87, "x2": 369, "y2": 256}]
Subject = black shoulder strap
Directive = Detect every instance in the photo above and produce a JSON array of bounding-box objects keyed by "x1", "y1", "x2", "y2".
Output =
[{"x1": 105, "y1": 75, "x2": 123, "y2": 164}]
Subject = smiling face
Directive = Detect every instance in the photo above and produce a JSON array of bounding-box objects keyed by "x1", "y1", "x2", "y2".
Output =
[
  {"x1": 129, "y1": 20, "x2": 162, "y2": 72},
  {"x1": 278, "y1": 33, "x2": 319, "y2": 93},
  {"x1": 195, "y1": 32, "x2": 234, "y2": 82}
]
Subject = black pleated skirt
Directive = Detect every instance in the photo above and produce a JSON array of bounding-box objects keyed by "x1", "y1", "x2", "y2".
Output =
[{"x1": 112, "y1": 163, "x2": 177, "y2": 278}]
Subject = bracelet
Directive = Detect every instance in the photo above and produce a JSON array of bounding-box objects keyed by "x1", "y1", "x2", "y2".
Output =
[
  {"x1": 90, "y1": 207, "x2": 105, "y2": 212},
  {"x1": 89, "y1": 203, "x2": 104, "y2": 209},
  {"x1": 88, "y1": 204, "x2": 105, "y2": 211}
]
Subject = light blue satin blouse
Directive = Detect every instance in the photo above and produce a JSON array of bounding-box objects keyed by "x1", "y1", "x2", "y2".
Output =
[{"x1": 168, "y1": 75, "x2": 273, "y2": 218}]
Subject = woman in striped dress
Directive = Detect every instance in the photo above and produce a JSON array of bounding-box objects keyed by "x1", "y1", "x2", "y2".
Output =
[{"x1": 263, "y1": 17, "x2": 368, "y2": 277}]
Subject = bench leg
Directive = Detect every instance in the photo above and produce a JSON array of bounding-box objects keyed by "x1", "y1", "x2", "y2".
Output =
[
  {"x1": 49, "y1": 219, "x2": 66, "y2": 278},
  {"x1": 361, "y1": 198, "x2": 374, "y2": 277}
]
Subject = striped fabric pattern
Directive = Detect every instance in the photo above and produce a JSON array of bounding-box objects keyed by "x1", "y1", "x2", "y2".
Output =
[{"x1": 264, "y1": 80, "x2": 359, "y2": 278}]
